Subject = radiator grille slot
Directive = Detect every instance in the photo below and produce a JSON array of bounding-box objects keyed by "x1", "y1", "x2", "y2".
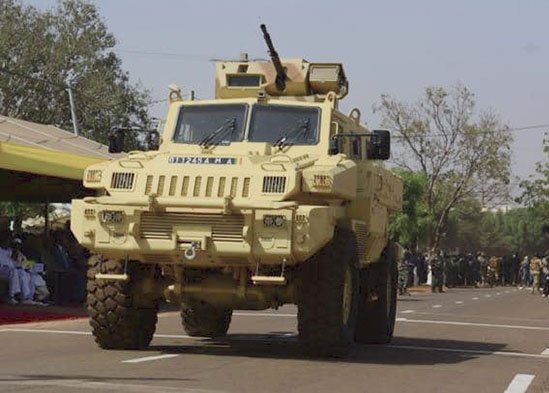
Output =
[
  {"x1": 181, "y1": 176, "x2": 190, "y2": 196},
  {"x1": 242, "y1": 177, "x2": 250, "y2": 197},
  {"x1": 217, "y1": 177, "x2": 226, "y2": 197},
  {"x1": 230, "y1": 177, "x2": 238, "y2": 197},
  {"x1": 144, "y1": 175, "x2": 153, "y2": 195},
  {"x1": 193, "y1": 176, "x2": 202, "y2": 197},
  {"x1": 157, "y1": 175, "x2": 166, "y2": 196},
  {"x1": 168, "y1": 176, "x2": 177, "y2": 196},
  {"x1": 140, "y1": 212, "x2": 245, "y2": 242},
  {"x1": 111, "y1": 172, "x2": 135, "y2": 190},
  {"x1": 262, "y1": 176, "x2": 286, "y2": 193},
  {"x1": 205, "y1": 177, "x2": 214, "y2": 197}
]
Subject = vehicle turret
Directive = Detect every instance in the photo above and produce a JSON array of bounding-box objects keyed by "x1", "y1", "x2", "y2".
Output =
[{"x1": 215, "y1": 25, "x2": 348, "y2": 102}]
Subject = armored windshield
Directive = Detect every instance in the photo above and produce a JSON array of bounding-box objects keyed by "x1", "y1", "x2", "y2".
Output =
[
  {"x1": 173, "y1": 104, "x2": 247, "y2": 144},
  {"x1": 248, "y1": 105, "x2": 320, "y2": 145}
]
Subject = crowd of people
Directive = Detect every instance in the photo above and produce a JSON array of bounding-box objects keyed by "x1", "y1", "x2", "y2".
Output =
[
  {"x1": 0, "y1": 223, "x2": 88, "y2": 306},
  {"x1": 0, "y1": 236, "x2": 49, "y2": 305},
  {"x1": 398, "y1": 248, "x2": 549, "y2": 296}
]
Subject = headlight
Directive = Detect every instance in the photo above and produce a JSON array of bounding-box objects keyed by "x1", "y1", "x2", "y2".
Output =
[
  {"x1": 263, "y1": 215, "x2": 285, "y2": 228},
  {"x1": 100, "y1": 210, "x2": 124, "y2": 223},
  {"x1": 85, "y1": 169, "x2": 103, "y2": 183}
]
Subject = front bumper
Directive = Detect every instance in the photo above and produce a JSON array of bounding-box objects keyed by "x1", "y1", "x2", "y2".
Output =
[{"x1": 70, "y1": 197, "x2": 335, "y2": 267}]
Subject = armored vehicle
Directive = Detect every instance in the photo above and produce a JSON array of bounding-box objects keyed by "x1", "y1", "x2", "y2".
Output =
[{"x1": 71, "y1": 25, "x2": 402, "y2": 356}]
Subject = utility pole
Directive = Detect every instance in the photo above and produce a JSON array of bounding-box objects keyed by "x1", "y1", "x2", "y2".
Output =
[{"x1": 67, "y1": 81, "x2": 79, "y2": 136}]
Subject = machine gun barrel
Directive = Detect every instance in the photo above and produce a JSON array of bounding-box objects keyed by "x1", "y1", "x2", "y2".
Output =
[{"x1": 260, "y1": 24, "x2": 287, "y2": 92}]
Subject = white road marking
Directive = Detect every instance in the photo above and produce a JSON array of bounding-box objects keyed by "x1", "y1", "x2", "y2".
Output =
[
  {"x1": 497, "y1": 292, "x2": 501, "y2": 295},
  {"x1": 541, "y1": 348, "x2": 549, "y2": 356},
  {"x1": 485, "y1": 294, "x2": 492, "y2": 298},
  {"x1": 383, "y1": 345, "x2": 549, "y2": 360},
  {"x1": 396, "y1": 318, "x2": 549, "y2": 331},
  {"x1": 455, "y1": 301, "x2": 464, "y2": 304},
  {"x1": 505, "y1": 291, "x2": 510, "y2": 294},
  {"x1": 0, "y1": 379, "x2": 223, "y2": 392},
  {"x1": 432, "y1": 305, "x2": 442, "y2": 308},
  {"x1": 122, "y1": 354, "x2": 180, "y2": 363},
  {"x1": 0, "y1": 328, "x2": 91, "y2": 335},
  {"x1": 472, "y1": 297, "x2": 480, "y2": 300},
  {"x1": 400, "y1": 310, "x2": 415, "y2": 314},
  {"x1": 503, "y1": 374, "x2": 535, "y2": 393}
]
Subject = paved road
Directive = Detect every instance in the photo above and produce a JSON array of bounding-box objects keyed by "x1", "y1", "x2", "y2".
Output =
[{"x1": 1, "y1": 287, "x2": 549, "y2": 393}]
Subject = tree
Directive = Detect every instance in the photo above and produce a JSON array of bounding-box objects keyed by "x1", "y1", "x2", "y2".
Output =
[
  {"x1": 0, "y1": 0, "x2": 150, "y2": 146},
  {"x1": 376, "y1": 84, "x2": 512, "y2": 251},
  {"x1": 519, "y1": 135, "x2": 549, "y2": 208},
  {"x1": 389, "y1": 169, "x2": 431, "y2": 252}
]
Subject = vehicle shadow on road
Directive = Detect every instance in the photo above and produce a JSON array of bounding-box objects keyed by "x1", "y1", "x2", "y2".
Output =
[{"x1": 150, "y1": 334, "x2": 508, "y2": 365}]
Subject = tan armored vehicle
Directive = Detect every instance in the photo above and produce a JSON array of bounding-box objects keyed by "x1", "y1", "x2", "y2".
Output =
[{"x1": 71, "y1": 25, "x2": 402, "y2": 356}]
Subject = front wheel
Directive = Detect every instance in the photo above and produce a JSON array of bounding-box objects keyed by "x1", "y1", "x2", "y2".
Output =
[
  {"x1": 87, "y1": 256, "x2": 160, "y2": 350},
  {"x1": 298, "y1": 227, "x2": 360, "y2": 357}
]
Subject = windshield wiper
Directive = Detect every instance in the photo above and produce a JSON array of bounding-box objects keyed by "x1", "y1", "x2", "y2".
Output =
[
  {"x1": 272, "y1": 118, "x2": 310, "y2": 149},
  {"x1": 199, "y1": 117, "x2": 237, "y2": 148}
]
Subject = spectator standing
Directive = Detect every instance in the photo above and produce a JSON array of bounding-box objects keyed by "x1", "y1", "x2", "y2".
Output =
[
  {"x1": 530, "y1": 255, "x2": 542, "y2": 294},
  {"x1": 510, "y1": 253, "x2": 519, "y2": 286},
  {"x1": 520, "y1": 256, "x2": 530, "y2": 289},
  {"x1": 430, "y1": 251, "x2": 444, "y2": 293},
  {"x1": 541, "y1": 257, "x2": 549, "y2": 298}
]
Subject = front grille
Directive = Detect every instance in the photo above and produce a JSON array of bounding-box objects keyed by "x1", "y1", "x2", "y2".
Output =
[
  {"x1": 111, "y1": 172, "x2": 135, "y2": 190},
  {"x1": 262, "y1": 176, "x2": 286, "y2": 193},
  {"x1": 140, "y1": 212, "x2": 244, "y2": 242},
  {"x1": 143, "y1": 175, "x2": 252, "y2": 198}
]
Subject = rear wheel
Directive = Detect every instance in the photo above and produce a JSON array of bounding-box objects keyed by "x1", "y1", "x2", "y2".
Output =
[
  {"x1": 298, "y1": 227, "x2": 359, "y2": 357},
  {"x1": 355, "y1": 244, "x2": 398, "y2": 344},
  {"x1": 181, "y1": 302, "x2": 232, "y2": 337},
  {"x1": 87, "y1": 255, "x2": 160, "y2": 350}
]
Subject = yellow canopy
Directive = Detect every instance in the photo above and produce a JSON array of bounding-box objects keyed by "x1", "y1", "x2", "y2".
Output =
[
  {"x1": 0, "y1": 141, "x2": 106, "y2": 202},
  {"x1": 0, "y1": 141, "x2": 103, "y2": 180}
]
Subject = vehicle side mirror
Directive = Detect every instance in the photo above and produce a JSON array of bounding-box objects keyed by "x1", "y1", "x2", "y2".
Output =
[
  {"x1": 329, "y1": 137, "x2": 339, "y2": 155},
  {"x1": 108, "y1": 129, "x2": 125, "y2": 153},
  {"x1": 367, "y1": 129, "x2": 390, "y2": 160}
]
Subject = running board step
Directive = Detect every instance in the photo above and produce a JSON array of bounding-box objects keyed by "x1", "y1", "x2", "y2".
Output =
[
  {"x1": 94, "y1": 273, "x2": 129, "y2": 281},
  {"x1": 251, "y1": 275, "x2": 286, "y2": 286}
]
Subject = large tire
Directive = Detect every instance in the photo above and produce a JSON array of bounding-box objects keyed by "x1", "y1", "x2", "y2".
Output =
[
  {"x1": 298, "y1": 227, "x2": 360, "y2": 357},
  {"x1": 87, "y1": 255, "x2": 160, "y2": 350},
  {"x1": 355, "y1": 244, "x2": 398, "y2": 344},
  {"x1": 181, "y1": 302, "x2": 232, "y2": 337}
]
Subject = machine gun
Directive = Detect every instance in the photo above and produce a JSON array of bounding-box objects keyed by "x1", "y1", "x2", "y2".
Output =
[{"x1": 260, "y1": 24, "x2": 287, "y2": 92}]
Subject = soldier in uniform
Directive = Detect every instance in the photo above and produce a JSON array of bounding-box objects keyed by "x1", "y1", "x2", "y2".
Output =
[
  {"x1": 530, "y1": 255, "x2": 542, "y2": 294},
  {"x1": 430, "y1": 251, "x2": 444, "y2": 293},
  {"x1": 487, "y1": 256, "x2": 498, "y2": 288},
  {"x1": 398, "y1": 248, "x2": 412, "y2": 296}
]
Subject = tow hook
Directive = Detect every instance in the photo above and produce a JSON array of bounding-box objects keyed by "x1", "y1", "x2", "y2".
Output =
[{"x1": 184, "y1": 242, "x2": 199, "y2": 260}]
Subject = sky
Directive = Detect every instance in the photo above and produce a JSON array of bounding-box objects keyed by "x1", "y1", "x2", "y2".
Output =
[{"x1": 28, "y1": 0, "x2": 549, "y2": 183}]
